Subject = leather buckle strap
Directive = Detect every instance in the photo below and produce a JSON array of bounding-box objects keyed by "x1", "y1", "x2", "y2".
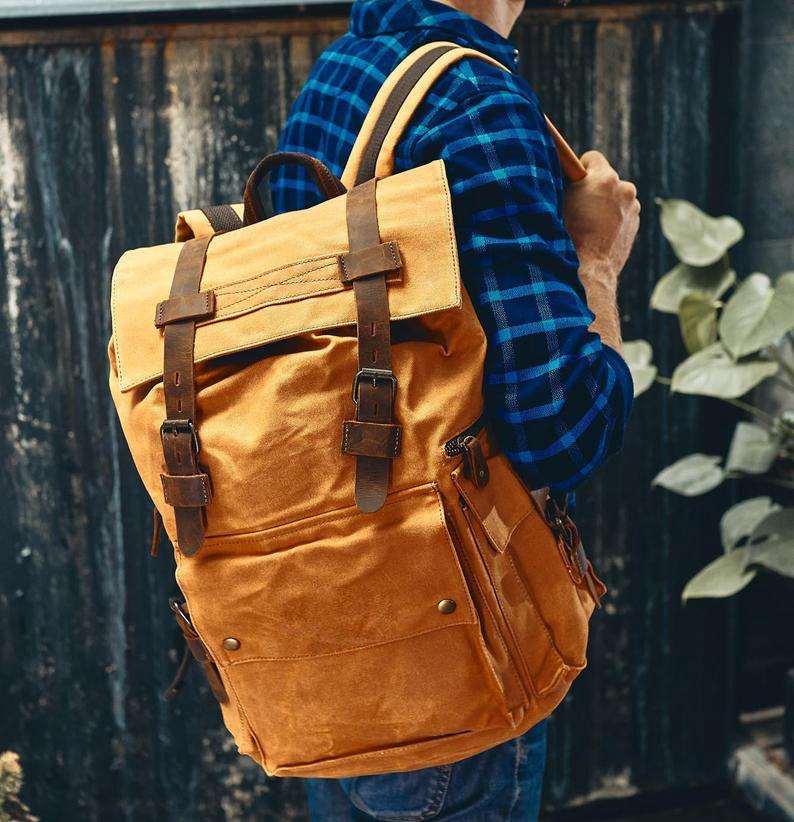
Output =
[
  {"x1": 160, "y1": 418, "x2": 199, "y2": 454},
  {"x1": 167, "y1": 599, "x2": 228, "y2": 704},
  {"x1": 342, "y1": 179, "x2": 401, "y2": 512},
  {"x1": 160, "y1": 236, "x2": 214, "y2": 557},
  {"x1": 352, "y1": 368, "x2": 397, "y2": 404}
]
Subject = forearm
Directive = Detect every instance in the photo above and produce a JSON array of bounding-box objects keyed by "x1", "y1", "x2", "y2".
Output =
[{"x1": 578, "y1": 260, "x2": 624, "y2": 355}]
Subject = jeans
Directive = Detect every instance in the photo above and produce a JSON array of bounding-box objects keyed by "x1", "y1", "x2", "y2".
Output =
[{"x1": 304, "y1": 721, "x2": 547, "y2": 821}]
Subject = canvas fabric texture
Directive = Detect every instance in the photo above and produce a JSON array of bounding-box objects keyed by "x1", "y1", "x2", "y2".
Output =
[{"x1": 108, "y1": 43, "x2": 604, "y2": 778}]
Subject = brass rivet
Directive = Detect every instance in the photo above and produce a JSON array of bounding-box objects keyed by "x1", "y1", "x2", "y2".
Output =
[
  {"x1": 222, "y1": 637, "x2": 240, "y2": 651},
  {"x1": 437, "y1": 599, "x2": 457, "y2": 615}
]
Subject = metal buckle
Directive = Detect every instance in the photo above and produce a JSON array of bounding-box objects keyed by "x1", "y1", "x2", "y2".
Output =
[
  {"x1": 160, "y1": 418, "x2": 200, "y2": 455},
  {"x1": 352, "y1": 368, "x2": 397, "y2": 404}
]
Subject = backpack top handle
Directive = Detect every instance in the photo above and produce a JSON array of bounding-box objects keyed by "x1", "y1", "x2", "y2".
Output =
[{"x1": 243, "y1": 151, "x2": 346, "y2": 226}]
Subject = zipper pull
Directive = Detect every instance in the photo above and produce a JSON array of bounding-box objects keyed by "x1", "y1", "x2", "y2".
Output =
[{"x1": 461, "y1": 435, "x2": 489, "y2": 488}]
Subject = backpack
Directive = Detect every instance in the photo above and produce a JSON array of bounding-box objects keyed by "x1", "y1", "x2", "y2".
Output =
[{"x1": 109, "y1": 42, "x2": 606, "y2": 778}]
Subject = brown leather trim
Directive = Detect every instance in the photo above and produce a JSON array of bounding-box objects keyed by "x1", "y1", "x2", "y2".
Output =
[
  {"x1": 243, "y1": 151, "x2": 346, "y2": 225},
  {"x1": 342, "y1": 420, "x2": 402, "y2": 459},
  {"x1": 339, "y1": 241, "x2": 402, "y2": 284},
  {"x1": 160, "y1": 236, "x2": 213, "y2": 557},
  {"x1": 160, "y1": 472, "x2": 213, "y2": 508},
  {"x1": 154, "y1": 291, "x2": 216, "y2": 327},
  {"x1": 200, "y1": 204, "x2": 243, "y2": 233},
  {"x1": 355, "y1": 44, "x2": 455, "y2": 187},
  {"x1": 343, "y1": 179, "x2": 399, "y2": 512},
  {"x1": 169, "y1": 600, "x2": 228, "y2": 704}
]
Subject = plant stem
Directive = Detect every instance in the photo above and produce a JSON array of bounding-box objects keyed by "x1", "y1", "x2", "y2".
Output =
[
  {"x1": 653, "y1": 375, "x2": 777, "y2": 425},
  {"x1": 768, "y1": 347, "x2": 794, "y2": 385},
  {"x1": 773, "y1": 377, "x2": 794, "y2": 396},
  {"x1": 722, "y1": 398, "x2": 777, "y2": 426},
  {"x1": 746, "y1": 474, "x2": 794, "y2": 491}
]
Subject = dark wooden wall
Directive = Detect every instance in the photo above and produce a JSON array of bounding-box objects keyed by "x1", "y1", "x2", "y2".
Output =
[{"x1": 0, "y1": 2, "x2": 744, "y2": 819}]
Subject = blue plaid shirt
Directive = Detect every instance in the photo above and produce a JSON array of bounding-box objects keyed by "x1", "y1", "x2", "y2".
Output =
[{"x1": 274, "y1": 0, "x2": 633, "y2": 493}]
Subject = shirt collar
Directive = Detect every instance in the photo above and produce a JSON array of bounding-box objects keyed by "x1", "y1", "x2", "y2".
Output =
[{"x1": 350, "y1": 0, "x2": 519, "y2": 69}]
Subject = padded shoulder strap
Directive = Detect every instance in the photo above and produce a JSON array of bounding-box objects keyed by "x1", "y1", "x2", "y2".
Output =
[{"x1": 342, "y1": 41, "x2": 586, "y2": 187}]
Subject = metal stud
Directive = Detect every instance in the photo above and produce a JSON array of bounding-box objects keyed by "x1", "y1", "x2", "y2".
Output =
[
  {"x1": 437, "y1": 599, "x2": 457, "y2": 615},
  {"x1": 222, "y1": 637, "x2": 241, "y2": 651}
]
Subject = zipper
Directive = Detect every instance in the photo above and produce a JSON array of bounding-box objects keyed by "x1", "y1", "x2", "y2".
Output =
[
  {"x1": 444, "y1": 501, "x2": 529, "y2": 709},
  {"x1": 455, "y1": 496, "x2": 537, "y2": 697},
  {"x1": 444, "y1": 414, "x2": 487, "y2": 457}
]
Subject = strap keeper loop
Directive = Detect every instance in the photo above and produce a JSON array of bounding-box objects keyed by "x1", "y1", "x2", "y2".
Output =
[
  {"x1": 339, "y1": 241, "x2": 402, "y2": 284},
  {"x1": 161, "y1": 472, "x2": 213, "y2": 508},
  {"x1": 155, "y1": 291, "x2": 216, "y2": 328},
  {"x1": 342, "y1": 420, "x2": 402, "y2": 459}
]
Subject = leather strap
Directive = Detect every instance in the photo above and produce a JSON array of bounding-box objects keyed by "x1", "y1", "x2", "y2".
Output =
[
  {"x1": 339, "y1": 241, "x2": 402, "y2": 284},
  {"x1": 342, "y1": 179, "x2": 401, "y2": 512},
  {"x1": 342, "y1": 420, "x2": 402, "y2": 459},
  {"x1": 243, "y1": 151, "x2": 346, "y2": 225},
  {"x1": 201, "y1": 204, "x2": 243, "y2": 233},
  {"x1": 155, "y1": 291, "x2": 215, "y2": 328},
  {"x1": 159, "y1": 236, "x2": 214, "y2": 556},
  {"x1": 168, "y1": 599, "x2": 228, "y2": 703}
]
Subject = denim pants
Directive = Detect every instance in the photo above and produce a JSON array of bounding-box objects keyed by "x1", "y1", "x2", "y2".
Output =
[{"x1": 304, "y1": 721, "x2": 547, "y2": 821}]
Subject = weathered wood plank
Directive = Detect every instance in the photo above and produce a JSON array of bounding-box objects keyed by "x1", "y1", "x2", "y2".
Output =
[{"x1": 0, "y1": 5, "x2": 742, "y2": 820}]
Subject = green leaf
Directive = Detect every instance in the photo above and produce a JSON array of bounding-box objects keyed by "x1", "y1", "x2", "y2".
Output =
[
  {"x1": 657, "y1": 199, "x2": 744, "y2": 267},
  {"x1": 671, "y1": 342, "x2": 778, "y2": 398},
  {"x1": 725, "y1": 422, "x2": 781, "y2": 475},
  {"x1": 747, "y1": 542, "x2": 794, "y2": 578},
  {"x1": 679, "y1": 292, "x2": 718, "y2": 354},
  {"x1": 745, "y1": 508, "x2": 794, "y2": 578},
  {"x1": 720, "y1": 497, "x2": 780, "y2": 553},
  {"x1": 719, "y1": 272, "x2": 794, "y2": 358},
  {"x1": 652, "y1": 453, "x2": 725, "y2": 496},
  {"x1": 622, "y1": 340, "x2": 658, "y2": 398},
  {"x1": 682, "y1": 548, "x2": 757, "y2": 600},
  {"x1": 650, "y1": 259, "x2": 736, "y2": 315}
]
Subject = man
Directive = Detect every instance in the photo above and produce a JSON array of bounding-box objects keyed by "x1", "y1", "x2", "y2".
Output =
[{"x1": 273, "y1": 0, "x2": 639, "y2": 818}]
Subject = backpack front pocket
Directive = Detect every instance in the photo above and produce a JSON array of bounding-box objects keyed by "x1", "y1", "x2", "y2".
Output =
[
  {"x1": 451, "y1": 443, "x2": 596, "y2": 697},
  {"x1": 175, "y1": 482, "x2": 512, "y2": 773}
]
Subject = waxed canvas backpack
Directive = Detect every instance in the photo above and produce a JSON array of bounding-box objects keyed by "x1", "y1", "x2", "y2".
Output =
[{"x1": 109, "y1": 42, "x2": 606, "y2": 778}]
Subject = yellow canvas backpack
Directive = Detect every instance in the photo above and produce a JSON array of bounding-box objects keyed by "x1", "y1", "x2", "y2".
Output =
[{"x1": 109, "y1": 43, "x2": 606, "y2": 778}]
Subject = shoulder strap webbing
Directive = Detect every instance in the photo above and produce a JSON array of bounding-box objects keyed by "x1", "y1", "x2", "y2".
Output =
[
  {"x1": 201, "y1": 204, "x2": 243, "y2": 233},
  {"x1": 342, "y1": 41, "x2": 586, "y2": 187}
]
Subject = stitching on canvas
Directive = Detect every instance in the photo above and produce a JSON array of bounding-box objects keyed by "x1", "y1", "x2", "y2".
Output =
[{"x1": 213, "y1": 255, "x2": 340, "y2": 292}]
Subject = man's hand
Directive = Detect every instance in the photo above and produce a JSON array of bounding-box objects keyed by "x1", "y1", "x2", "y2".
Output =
[{"x1": 563, "y1": 151, "x2": 640, "y2": 353}]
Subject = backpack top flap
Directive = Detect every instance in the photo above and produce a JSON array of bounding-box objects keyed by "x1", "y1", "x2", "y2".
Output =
[{"x1": 110, "y1": 159, "x2": 459, "y2": 393}]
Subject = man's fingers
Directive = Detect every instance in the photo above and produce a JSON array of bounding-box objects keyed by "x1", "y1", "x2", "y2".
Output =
[
  {"x1": 579, "y1": 150, "x2": 609, "y2": 171},
  {"x1": 619, "y1": 181, "x2": 637, "y2": 200}
]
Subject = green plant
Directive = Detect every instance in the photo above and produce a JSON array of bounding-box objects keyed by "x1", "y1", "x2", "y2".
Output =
[
  {"x1": 625, "y1": 199, "x2": 794, "y2": 601},
  {"x1": 0, "y1": 752, "x2": 37, "y2": 822}
]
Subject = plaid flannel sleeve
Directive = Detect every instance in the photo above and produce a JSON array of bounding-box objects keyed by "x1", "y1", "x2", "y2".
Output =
[{"x1": 408, "y1": 78, "x2": 634, "y2": 492}]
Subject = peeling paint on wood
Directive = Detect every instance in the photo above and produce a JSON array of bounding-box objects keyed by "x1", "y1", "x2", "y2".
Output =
[{"x1": 0, "y1": 4, "x2": 742, "y2": 820}]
